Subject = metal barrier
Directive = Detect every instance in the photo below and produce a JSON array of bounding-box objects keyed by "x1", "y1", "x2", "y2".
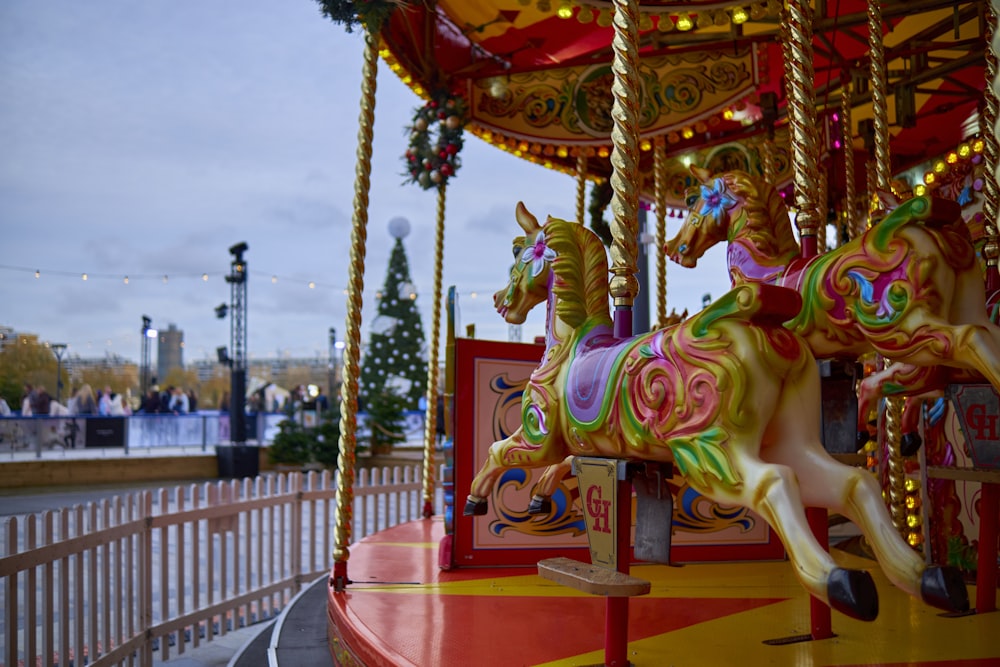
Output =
[
  {"x1": 0, "y1": 466, "x2": 441, "y2": 667},
  {"x1": 0, "y1": 411, "x2": 429, "y2": 458}
]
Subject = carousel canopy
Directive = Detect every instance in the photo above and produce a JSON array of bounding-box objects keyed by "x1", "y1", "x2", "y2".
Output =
[{"x1": 377, "y1": 0, "x2": 985, "y2": 205}]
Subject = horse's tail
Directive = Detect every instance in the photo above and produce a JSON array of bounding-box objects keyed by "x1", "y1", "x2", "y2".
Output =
[{"x1": 689, "y1": 284, "x2": 801, "y2": 336}]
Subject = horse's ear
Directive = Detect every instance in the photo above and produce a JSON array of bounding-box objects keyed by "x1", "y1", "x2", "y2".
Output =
[
  {"x1": 515, "y1": 201, "x2": 540, "y2": 234},
  {"x1": 690, "y1": 165, "x2": 712, "y2": 183}
]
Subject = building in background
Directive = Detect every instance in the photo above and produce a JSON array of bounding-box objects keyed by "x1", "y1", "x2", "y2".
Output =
[{"x1": 157, "y1": 323, "x2": 184, "y2": 383}]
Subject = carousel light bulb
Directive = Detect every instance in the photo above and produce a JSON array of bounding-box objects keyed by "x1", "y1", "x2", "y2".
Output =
[
  {"x1": 682, "y1": 126, "x2": 695, "y2": 139},
  {"x1": 640, "y1": 138, "x2": 652, "y2": 151},
  {"x1": 556, "y1": 146, "x2": 569, "y2": 158},
  {"x1": 596, "y1": 8, "x2": 613, "y2": 27},
  {"x1": 577, "y1": 7, "x2": 593, "y2": 23},
  {"x1": 557, "y1": 1, "x2": 573, "y2": 19},
  {"x1": 933, "y1": 160, "x2": 946, "y2": 174},
  {"x1": 905, "y1": 495, "x2": 918, "y2": 510},
  {"x1": 924, "y1": 172, "x2": 935, "y2": 185},
  {"x1": 638, "y1": 13, "x2": 653, "y2": 30},
  {"x1": 731, "y1": 7, "x2": 749, "y2": 24},
  {"x1": 914, "y1": 183, "x2": 927, "y2": 196},
  {"x1": 309, "y1": 281, "x2": 316, "y2": 289},
  {"x1": 946, "y1": 152, "x2": 958, "y2": 164},
  {"x1": 82, "y1": 273, "x2": 88, "y2": 281},
  {"x1": 723, "y1": 108, "x2": 735, "y2": 120},
  {"x1": 904, "y1": 478, "x2": 920, "y2": 493},
  {"x1": 657, "y1": 14, "x2": 673, "y2": 31},
  {"x1": 597, "y1": 146, "x2": 610, "y2": 158},
  {"x1": 907, "y1": 532, "x2": 923, "y2": 547},
  {"x1": 675, "y1": 14, "x2": 694, "y2": 31},
  {"x1": 958, "y1": 143, "x2": 971, "y2": 158},
  {"x1": 973, "y1": 138, "x2": 984, "y2": 153},
  {"x1": 906, "y1": 514, "x2": 922, "y2": 528}
]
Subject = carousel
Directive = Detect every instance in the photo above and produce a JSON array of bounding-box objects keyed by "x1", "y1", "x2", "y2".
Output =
[{"x1": 317, "y1": 1, "x2": 999, "y2": 665}]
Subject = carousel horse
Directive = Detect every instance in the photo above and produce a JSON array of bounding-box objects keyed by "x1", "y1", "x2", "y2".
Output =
[
  {"x1": 665, "y1": 167, "x2": 1000, "y2": 453},
  {"x1": 464, "y1": 203, "x2": 968, "y2": 621}
]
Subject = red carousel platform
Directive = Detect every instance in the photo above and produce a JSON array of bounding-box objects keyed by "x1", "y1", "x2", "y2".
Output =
[{"x1": 327, "y1": 517, "x2": 998, "y2": 667}]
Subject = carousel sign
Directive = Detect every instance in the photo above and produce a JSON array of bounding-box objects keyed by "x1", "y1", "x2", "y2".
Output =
[{"x1": 949, "y1": 384, "x2": 1000, "y2": 469}]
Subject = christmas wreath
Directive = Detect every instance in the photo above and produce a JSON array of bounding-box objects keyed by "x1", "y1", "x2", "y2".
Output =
[
  {"x1": 316, "y1": 0, "x2": 407, "y2": 33},
  {"x1": 403, "y1": 93, "x2": 466, "y2": 190}
]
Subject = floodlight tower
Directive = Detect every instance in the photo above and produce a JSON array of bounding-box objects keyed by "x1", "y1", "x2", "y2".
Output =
[
  {"x1": 227, "y1": 242, "x2": 249, "y2": 444},
  {"x1": 140, "y1": 316, "x2": 156, "y2": 393}
]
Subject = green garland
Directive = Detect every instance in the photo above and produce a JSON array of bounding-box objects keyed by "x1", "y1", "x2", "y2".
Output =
[
  {"x1": 587, "y1": 179, "x2": 614, "y2": 246},
  {"x1": 403, "y1": 92, "x2": 466, "y2": 190},
  {"x1": 315, "y1": 0, "x2": 406, "y2": 33}
]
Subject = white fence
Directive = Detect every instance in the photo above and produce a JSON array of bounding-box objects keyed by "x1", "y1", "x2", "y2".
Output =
[{"x1": 1, "y1": 465, "x2": 440, "y2": 667}]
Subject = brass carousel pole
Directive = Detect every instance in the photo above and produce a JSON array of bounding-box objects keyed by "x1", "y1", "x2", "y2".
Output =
[
  {"x1": 840, "y1": 82, "x2": 858, "y2": 240},
  {"x1": 783, "y1": 0, "x2": 822, "y2": 256},
  {"x1": 604, "y1": 2, "x2": 642, "y2": 665},
  {"x1": 982, "y1": 4, "x2": 1000, "y2": 293},
  {"x1": 421, "y1": 182, "x2": 447, "y2": 517},
  {"x1": 653, "y1": 135, "x2": 668, "y2": 326},
  {"x1": 332, "y1": 26, "x2": 380, "y2": 591},
  {"x1": 865, "y1": 0, "x2": 907, "y2": 538},
  {"x1": 783, "y1": 0, "x2": 832, "y2": 640},
  {"x1": 575, "y1": 153, "x2": 588, "y2": 224},
  {"x1": 608, "y1": 0, "x2": 641, "y2": 338}
]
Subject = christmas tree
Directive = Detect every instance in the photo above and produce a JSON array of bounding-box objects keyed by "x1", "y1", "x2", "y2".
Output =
[{"x1": 359, "y1": 217, "x2": 429, "y2": 432}]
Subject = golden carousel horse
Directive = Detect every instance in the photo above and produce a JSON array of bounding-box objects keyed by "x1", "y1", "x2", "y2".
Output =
[
  {"x1": 464, "y1": 203, "x2": 968, "y2": 621},
  {"x1": 665, "y1": 167, "x2": 1000, "y2": 452}
]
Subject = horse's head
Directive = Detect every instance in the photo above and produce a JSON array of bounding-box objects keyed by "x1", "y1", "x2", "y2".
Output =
[
  {"x1": 664, "y1": 166, "x2": 741, "y2": 268},
  {"x1": 494, "y1": 202, "x2": 553, "y2": 324}
]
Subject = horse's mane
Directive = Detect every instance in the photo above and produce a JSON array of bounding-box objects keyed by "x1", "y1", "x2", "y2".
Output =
[
  {"x1": 544, "y1": 218, "x2": 612, "y2": 329},
  {"x1": 722, "y1": 171, "x2": 798, "y2": 258}
]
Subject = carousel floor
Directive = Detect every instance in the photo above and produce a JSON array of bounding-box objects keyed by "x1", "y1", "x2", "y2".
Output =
[{"x1": 327, "y1": 518, "x2": 999, "y2": 667}]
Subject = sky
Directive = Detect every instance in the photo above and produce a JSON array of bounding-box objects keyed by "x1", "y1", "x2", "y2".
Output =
[{"x1": 0, "y1": 1, "x2": 732, "y2": 367}]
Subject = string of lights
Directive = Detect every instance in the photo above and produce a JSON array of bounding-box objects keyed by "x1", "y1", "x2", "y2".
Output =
[{"x1": 0, "y1": 263, "x2": 496, "y2": 299}]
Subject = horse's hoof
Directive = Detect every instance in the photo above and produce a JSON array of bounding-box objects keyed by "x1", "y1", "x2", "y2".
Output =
[
  {"x1": 855, "y1": 431, "x2": 870, "y2": 452},
  {"x1": 827, "y1": 568, "x2": 879, "y2": 621},
  {"x1": 900, "y1": 432, "x2": 923, "y2": 457},
  {"x1": 463, "y1": 496, "x2": 488, "y2": 516},
  {"x1": 528, "y1": 495, "x2": 552, "y2": 515},
  {"x1": 921, "y1": 566, "x2": 969, "y2": 613}
]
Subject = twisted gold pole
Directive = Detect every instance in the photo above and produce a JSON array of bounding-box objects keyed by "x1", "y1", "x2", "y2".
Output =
[
  {"x1": 867, "y1": 0, "x2": 905, "y2": 535},
  {"x1": 885, "y1": 393, "x2": 907, "y2": 533},
  {"x1": 332, "y1": 29, "x2": 379, "y2": 583},
  {"x1": 761, "y1": 133, "x2": 777, "y2": 184},
  {"x1": 868, "y1": 0, "x2": 891, "y2": 198},
  {"x1": 840, "y1": 87, "x2": 858, "y2": 240},
  {"x1": 421, "y1": 182, "x2": 446, "y2": 517},
  {"x1": 653, "y1": 136, "x2": 667, "y2": 326},
  {"x1": 818, "y1": 167, "x2": 828, "y2": 252},
  {"x1": 783, "y1": 0, "x2": 822, "y2": 248},
  {"x1": 576, "y1": 154, "x2": 588, "y2": 224},
  {"x1": 608, "y1": 0, "x2": 641, "y2": 311},
  {"x1": 982, "y1": 5, "x2": 1000, "y2": 290}
]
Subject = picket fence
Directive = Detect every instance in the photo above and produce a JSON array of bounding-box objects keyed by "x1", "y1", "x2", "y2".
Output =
[{"x1": 1, "y1": 465, "x2": 441, "y2": 667}]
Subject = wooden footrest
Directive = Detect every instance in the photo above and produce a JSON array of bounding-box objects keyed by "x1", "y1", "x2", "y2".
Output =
[{"x1": 537, "y1": 557, "x2": 651, "y2": 597}]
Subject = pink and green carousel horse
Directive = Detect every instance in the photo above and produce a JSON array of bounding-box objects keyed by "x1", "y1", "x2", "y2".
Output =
[
  {"x1": 464, "y1": 203, "x2": 968, "y2": 621},
  {"x1": 665, "y1": 167, "x2": 1000, "y2": 452}
]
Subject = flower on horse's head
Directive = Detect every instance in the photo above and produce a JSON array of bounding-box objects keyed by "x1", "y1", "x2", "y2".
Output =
[
  {"x1": 699, "y1": 178, "x2": 738, "y2": 219},
  {"x1": 522, "y1": 231, "x2": 556, "y2": 277}
]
